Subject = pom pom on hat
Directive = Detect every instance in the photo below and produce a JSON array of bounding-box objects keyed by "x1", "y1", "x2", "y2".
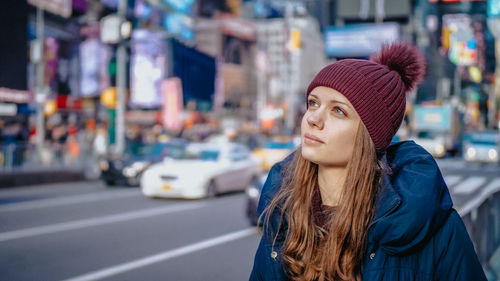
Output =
[{"x1": 370, "y1": 41, "x2": 426, "y2": 91}]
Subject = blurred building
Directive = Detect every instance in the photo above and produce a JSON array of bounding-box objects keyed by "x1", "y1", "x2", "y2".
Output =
[
  {"x1": 414, "y1": 0, "x2": 496, "y2": 131},
  {"x1": 2, "y1": 0, "x2": 497, "y2": 157},
  {"x1": 299, "y1": 0, "x2": 498, "y2": 130},
  {"x1": 255, "y1": 15, "x2": 326, "y2": 133},
  {"x1": 195, "y1": 17, "x2": 257, "y2": 115},
  {"x1": 489, "y1": 0, "x2": 500, "y2": 129},
  {"x1": 0, "y1": 0, "x2": 30, "y2": 130}
]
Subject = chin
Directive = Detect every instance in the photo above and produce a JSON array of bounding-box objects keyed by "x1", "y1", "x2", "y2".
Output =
[
  {"x1": 301, "y1": 146, "x2": 320, "y2": 163},
  {"x1": 302, "y1": 148, "x2": 349, "y2": 167}
]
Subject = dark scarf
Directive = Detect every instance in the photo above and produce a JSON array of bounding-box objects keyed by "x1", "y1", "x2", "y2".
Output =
[{"x1": 311, "y1": 184, "x2": 337, "y2": 229}]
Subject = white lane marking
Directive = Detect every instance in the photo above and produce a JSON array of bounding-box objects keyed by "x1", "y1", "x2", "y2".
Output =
[
  {"x1": 453, "y1": 176, "x2": 486, "y2": 195},
  {"x1": 459, "y1": 178, "x2": 500, "y2": 216},
  {"x1": 0, "y1": 181, "x2": 102, "y2": 198},
  {"x1": 63, "y1": 228, "x2": 257, "y2": 281},
  {"x1": 0, "y1": 202, "x2": 206, "y2": 242},
  {"x1": 436, "y1": 159, "x2": 466, "y2": 169},
  {"x1": 443, "y1": 175, "x2": 462, "y2": 188},
  {"x1": 0, "y1": 190, "x2": 140, "y2": 212}
]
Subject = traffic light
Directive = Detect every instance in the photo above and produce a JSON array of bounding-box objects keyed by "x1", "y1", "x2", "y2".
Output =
[
  {"x1": 289, "y1": 28, "x2": 301, "y2": 50},
  {"x1": 226, "y1": 0, "x2": 241, "y2": 16},
  {"x1": 44, "y1": 100, "x2": 57, "y2": 117},
  {"x1": 101, "y1": 87, "x2": 117, "y2": 109}
]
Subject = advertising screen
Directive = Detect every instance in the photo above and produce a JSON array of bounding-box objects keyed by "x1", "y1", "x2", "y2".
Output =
[
  {"x1": 164, "y1": 13, "x2": 195, "y2": 41},
  {"x1": 130, "y1": 29, "x2": 166, "y2": 108},
  {"x1": 80, "y1": 38, "x2": 110, "y2": 97},
  {"x1": 161, "y1": 77, "x2": 183, "y2": 131},
  {"x1": 325, "y1": 23, "x2": 399, "y2": 57}
]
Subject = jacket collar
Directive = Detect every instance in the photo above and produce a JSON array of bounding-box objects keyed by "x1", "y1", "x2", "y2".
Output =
[
  {"x1": 367, "y1": 140, "x2": 453, "y2": 254},
  {"x1": 371, "y1": 156, "x2": 402, "y2": 225}
]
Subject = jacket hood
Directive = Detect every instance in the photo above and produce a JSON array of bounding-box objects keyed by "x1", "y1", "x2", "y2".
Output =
[
  {"x1": 258, "y1": 140, "x2": 453, "y2": 255},
  {"x1": 369, "y1": 140, "x2": 453, "y2": 255}
]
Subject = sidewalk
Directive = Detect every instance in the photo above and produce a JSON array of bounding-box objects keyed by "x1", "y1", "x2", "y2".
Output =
[
  {"x1": 0, "y1": 144, "x2": 101, "y2": 188},
  {"x1": 0, "y1": 167, "x2": 87, "y2": 188}
]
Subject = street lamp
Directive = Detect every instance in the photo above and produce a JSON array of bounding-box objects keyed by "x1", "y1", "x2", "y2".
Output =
[{"x1": 100, "y1": 0, "x2": 131, "y2": 156}]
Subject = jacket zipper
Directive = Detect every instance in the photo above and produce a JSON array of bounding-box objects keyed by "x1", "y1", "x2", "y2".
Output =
[{"x1": 363, "y1": 198, "x2": 401, "y2": 262}]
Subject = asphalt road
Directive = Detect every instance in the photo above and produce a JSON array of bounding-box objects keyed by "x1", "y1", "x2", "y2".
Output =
[
  {"x1": 0, "y1": 182, "x2": 260, "y2": 281},
  {"x1": 436, "y1": 158, "x2": 500, "y2": 215},
  {"x1": 0, "y1": 158, "x2": 499, "y2": 281}
]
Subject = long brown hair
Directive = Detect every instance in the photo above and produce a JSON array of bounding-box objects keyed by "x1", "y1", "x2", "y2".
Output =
[{"x1": 261, "y1": 122, "x2": 384, "y2": 281}]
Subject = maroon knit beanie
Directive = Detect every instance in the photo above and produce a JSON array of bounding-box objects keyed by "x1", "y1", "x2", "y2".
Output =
[{"x1": 306, "y1": 41, "x2": 426, "y2": 153}]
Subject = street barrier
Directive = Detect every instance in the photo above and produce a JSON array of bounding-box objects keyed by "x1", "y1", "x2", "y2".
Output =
[
  {"x1": 460, "y1": 185, "x2": 500, "y2": 280},
  {"x1": 0, "y1": 142, "x2": 99, "y2": 187}
]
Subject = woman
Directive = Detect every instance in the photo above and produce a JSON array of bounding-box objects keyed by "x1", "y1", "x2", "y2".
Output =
[{"x1": 250, "y1": 42, "x2": 486, "y2": 281}]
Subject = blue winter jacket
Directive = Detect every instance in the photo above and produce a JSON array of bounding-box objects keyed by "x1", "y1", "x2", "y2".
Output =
[{"x1": 250, "y1": 141, "x2": 487, "y2": 281}]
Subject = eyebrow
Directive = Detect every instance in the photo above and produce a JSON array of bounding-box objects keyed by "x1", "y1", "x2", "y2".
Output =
[{"x1": 309, "y1": 94, "x2": 353, "y2": 110}]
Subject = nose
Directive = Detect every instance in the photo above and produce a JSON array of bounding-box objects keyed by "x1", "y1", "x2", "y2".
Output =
[{"x1": 306, "y1": 108, "x2": 324, "y2": 129}]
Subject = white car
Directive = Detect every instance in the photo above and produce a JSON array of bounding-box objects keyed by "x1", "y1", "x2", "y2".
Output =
[
  {"x1": 463, "y1": 131, "x2": 500, "y2": 164},
  {"x1": 411, "y1": 131, "x2": 447, "y2": 158},
  {"x1": 141, "y1": 142, "x2": 261, "y2": 199},
  {"x1": 251, "y1": 138, "x2": 297, "y2": 171}
]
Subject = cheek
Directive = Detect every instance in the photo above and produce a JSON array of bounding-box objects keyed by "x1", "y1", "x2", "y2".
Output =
[
  {"x1": 300, "y1": 114, "x2": 308, "y2": 131},
  {"x1": 336, "y1": 128, "x2": 356, "y2": 146},
  {"x1": 324, "y1": 123, "x2": 358, "y2": 156}
]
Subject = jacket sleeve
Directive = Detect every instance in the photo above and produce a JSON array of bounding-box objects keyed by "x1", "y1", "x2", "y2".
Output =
[
  {"x1": 249, "y1": 237, "x2": 266, "y2": 281},
  {"x1": 434, "y1": 210, "x2": 487, "y2": 281},
  {"x1": 249, "y1": 154, "x2": 294, "y2": 281},
  {"x1": 249, "y1": 163, "x2": 281, "y2": 281}
]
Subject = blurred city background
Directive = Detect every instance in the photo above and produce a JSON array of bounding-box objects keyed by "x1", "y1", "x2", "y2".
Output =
[{"x1": 1, "y1": 0, "x2": 500, "y2": 280}]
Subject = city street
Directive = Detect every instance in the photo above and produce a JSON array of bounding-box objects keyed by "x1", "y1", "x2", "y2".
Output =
[
  {"x1": 0, "y1": 157, "x2": 499, "y2": 281},
  {"x1": 1, "y1": 0, "x2": 499, "y2": 280},
  {"x1": 0, "y1": 182, "x2": 260, "y2": 281}
]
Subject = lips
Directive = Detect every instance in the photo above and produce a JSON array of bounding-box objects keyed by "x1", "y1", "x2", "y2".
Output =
[{"x1": 304, "y1": 133, "x2": 324, "y2": 144}]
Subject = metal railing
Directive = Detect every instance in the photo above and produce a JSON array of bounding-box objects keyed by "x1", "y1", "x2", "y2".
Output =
[
  {"x1": 0, "y1": 142, "x2": 101, "y2": 179},
  {"x1": 460, "y1": 186, "x2": 500, "y2": 280}
]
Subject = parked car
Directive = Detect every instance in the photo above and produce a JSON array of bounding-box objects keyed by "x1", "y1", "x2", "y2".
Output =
[
  {"x1": 411, "y1": 104, "x2": 460, "y2": 157},
  {"x1": 252, "y1": 137, "x2": 296, "y2": 171},
  {"x1": 411, "y1": 131, "x2": 447, "y2": 158},
  {"x1": 100, "y1": 139, "x2": 188, "y2": 186},
  {"x1": 233, "y1": 132, "x2": 267, "y2": 151},
  {"x1": 463, "y1": 130, "x2": 500, "y2": 164},
  {"x1": 140, "y1": 142, "x2": 261, "y2": 199},
  {"x1": 245, "y1": 174, "x2": 267, "y2": 226}
]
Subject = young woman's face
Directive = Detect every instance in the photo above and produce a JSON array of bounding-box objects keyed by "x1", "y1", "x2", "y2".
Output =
[{"x1": 301, "y1": 87, "x2": 361, "y2": 167}]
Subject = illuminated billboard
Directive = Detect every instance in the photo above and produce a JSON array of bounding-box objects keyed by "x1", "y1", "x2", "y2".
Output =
[
  {"x1": 80, "y1": 38, "x2": 110, "y2": 97},
  {"x1": 130, "y1": 29, "x2": 166, "y2": 108},
  {"x1": 324, "y1": 23, "x2": 399, "y2": 57}
]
